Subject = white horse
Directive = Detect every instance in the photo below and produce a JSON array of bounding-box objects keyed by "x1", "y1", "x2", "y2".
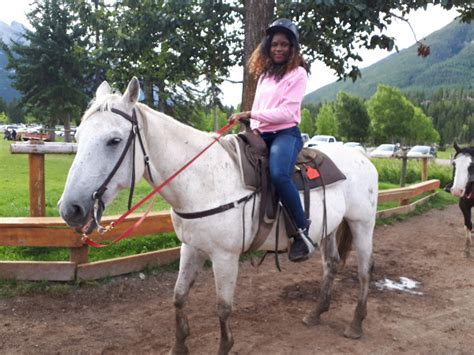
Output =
[
  {"x1": 59, "y1": 77, "x2": 378, "y2": 354},
  {"x1": 449, "y1": 142, "x2": 474, "y2": 257}
]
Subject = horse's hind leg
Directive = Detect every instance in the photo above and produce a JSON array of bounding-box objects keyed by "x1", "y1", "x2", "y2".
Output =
[
  {"x1": 303, "y1": 231, "x2": 340, "y2": 326},
  {"x1": 343, "y1": 221, "x2": 373, "y2": 339},
  {"x1": 464, "y1": 227, "x2": 472, "y2": 258},
  {"x1": 171, "y1": 244, "x2": 207, "y2": 355},
  {"x1": 211, "y1": 252, "x2": 240, "y2": 355}
]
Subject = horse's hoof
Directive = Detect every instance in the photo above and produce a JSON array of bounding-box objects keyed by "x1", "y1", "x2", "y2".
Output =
[
  {"x1": 343, "y1": 326, "x2": 362, "y2": 339},
  {"x1": 218, "y1": 341, "x2": 234, "y2": 355},
  {"x1": 464, "y1": 250, "x2": 471, "y2": 258},
  {"x1": 302, "y1": 313, "x2": 320, "y2": 327},
  {"x1": 169, "y1": 345, "x2": 189, "y2": 355}
]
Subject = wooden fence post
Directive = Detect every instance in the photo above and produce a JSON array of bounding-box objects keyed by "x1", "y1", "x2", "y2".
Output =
[
  {"x1": 399, "y1": 147, "x2": 408, "y2": 188},
  {"x1": 28, "y1": 141, "x2": 46, "y2": 217},
  {"x1": 421, "y1": 158, "x2": 428, "y2": 181},
  {"x1": 70, "y1": 245, "x2": 89, "y2": 265}
]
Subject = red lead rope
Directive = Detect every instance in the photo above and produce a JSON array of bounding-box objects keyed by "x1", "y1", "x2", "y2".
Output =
[{"x1": 82, "y1": 119, "x2": 238, "y2": 248}]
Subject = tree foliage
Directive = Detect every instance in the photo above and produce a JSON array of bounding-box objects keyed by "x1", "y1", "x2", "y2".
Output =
[
  {"x1": 333, "y1": 91, "x2": 370, "y2": 142},
  {"x1": 0, "y1": 112, "x2": 8, "y2": 124},
  {"x1": 407, "y1": 87, "x2": 474, "y2": 146},
  {"x1": 1, "y1": 0, "x2": 472, "y2": 132},
  {"x1": 299, "y1": 107, "x2": 314, "y2": 136},
  {"x1": 367, "y1": 84, "x2": 440, "y2": 145},
  {"x1": 1, "y1": 0, "x2": 87, "y2": 132},
  {"x1": 316, "y1": 103, "x2": 338, "y2": 136},
  {"x1": 367, "y1": 85, "x2": 414, "y2": 144},
  {"x1": 279, "y1": 1, "x2": 473, "y2": 81}
]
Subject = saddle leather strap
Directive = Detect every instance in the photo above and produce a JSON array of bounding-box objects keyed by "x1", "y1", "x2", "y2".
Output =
[{"x1": 173, "y1": 191, "x2": 257, "y2": 219}]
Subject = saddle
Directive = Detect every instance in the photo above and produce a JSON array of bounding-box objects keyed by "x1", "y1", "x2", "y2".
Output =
[{"x1": 232, "y1": 129, "x2": 346, "y2": 252}]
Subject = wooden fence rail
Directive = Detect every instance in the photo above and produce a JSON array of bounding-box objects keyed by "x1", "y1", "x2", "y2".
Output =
[{"x1": 0, "y1": 179, "x2": 440, "y2": 282}]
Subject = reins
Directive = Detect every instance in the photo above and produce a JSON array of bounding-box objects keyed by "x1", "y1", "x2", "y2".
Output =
[{"x1": 81, "y1": 112, "x2": 238, "y2": 248}]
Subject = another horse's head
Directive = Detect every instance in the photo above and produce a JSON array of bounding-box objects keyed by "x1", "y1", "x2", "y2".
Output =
[
  {"x1": 59, "y1": 77, "x2": 148, "y2": 234},
  {"x1": 451, "y1": 142, "x2": 474, "y2": 199}
]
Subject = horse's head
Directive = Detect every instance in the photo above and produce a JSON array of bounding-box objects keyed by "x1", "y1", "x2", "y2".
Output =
[
  {"x1": 59, "y1": 77, "x2": 148, "y2": 234},
  {"x1": 451, "y1": 142, "x2": 474, "y2": 199}
]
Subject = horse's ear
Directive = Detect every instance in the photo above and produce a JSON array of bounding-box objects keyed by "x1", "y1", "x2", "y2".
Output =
[
  {"x1": 96, "y1": 81, "x2": 112, "y2": 98},
  {"x1": 454, "y1": 141, "x2": 461, "y2": 153},
  {"x1": 123, "y1": 77, "x2": 140, "y2": 104}
]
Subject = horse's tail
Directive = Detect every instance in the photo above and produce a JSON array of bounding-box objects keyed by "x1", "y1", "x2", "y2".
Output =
[{"x1": 336, "y1": 218, "x2": 352, "y2": 265}]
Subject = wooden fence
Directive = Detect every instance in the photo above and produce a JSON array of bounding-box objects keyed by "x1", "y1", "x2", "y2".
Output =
[{"x1": 0, "y1": 180, "x2": 440, "y2": 282}]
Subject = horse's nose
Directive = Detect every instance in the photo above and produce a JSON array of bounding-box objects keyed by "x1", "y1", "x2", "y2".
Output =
[
  {"x1": 451, "y1": 187, "x2": 464, "y2": 198},
  {"x1": 60, "y1": 201, "x2": 88, "y2": 226}
]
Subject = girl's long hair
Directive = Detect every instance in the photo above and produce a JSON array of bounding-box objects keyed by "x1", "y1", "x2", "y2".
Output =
[{"x1": 248, "y1": 31, "x2": 310, "y2": 82}]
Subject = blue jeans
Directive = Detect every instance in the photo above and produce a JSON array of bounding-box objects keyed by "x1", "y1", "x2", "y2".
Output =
[{"x1": 261, "y1": 126, "x2": 307, "y2": 230}]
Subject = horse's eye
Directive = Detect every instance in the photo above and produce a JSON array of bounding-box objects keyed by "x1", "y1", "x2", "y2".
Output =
[{"x1": 107, "y1": 138, "x2": 122, "y2": 146}]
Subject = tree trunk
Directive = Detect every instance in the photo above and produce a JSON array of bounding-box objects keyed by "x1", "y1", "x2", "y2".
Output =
[
  {"x1": 241, "y1": 0, "x2": 275, "y2": 112},
  {"x1": 63, "y1": 112, "x2": 72, "y2": 143},
  {"x1": 143, "y1": 78, "x2": 153, "y2": 108},
  {"x1": 93, "y1": 0, "x2": 102, "y2": 89}
]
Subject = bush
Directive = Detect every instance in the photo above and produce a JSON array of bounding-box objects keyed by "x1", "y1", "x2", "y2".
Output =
[{"x1": 372, "y1": 158, "x2": 452, "y2": 187}]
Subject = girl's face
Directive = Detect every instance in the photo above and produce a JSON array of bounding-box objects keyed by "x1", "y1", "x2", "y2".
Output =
[{"x1": 270, "y1": 32, "x2": 291, "y2": 64}]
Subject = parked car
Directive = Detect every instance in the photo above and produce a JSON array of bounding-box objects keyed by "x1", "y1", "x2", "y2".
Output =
[
  {"x1": 344, "y1": 141, "x2": 366, "y2": 153},
  {"x1": 370, "y1": 143, "x2": 400, "y2": 158},
  {"x1": 305, "y1": 135, "x2": 342, "y2": 148},
  {"x1": 406, "y1": 145, "x2": 436, "y2": 159}
]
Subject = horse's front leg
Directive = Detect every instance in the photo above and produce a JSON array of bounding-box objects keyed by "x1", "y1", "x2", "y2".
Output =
[
  {"x1": 170, "y1": 243, "x2": 207, "y2": 355},
  {"x1": 211, "y1": 252, "x2": 240, "y2": 355},
  {"x1": 303, "y1": 231, "x2": 339, "y2": 326},
  {"x1": 459, "y1": 199, "x2": 472, "y2": 258}
]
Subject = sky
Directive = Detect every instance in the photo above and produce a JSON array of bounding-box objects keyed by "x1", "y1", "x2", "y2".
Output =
[{"x1": 0, "y1": 1, "x2": 460, "y2": 106}]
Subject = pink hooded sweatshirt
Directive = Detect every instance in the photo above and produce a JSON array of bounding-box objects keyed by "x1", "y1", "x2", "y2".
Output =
[{"x1": 250, "y1": 66, "x2": 308, "y2": 133}]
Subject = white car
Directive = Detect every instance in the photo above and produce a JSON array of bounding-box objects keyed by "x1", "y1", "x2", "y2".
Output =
[
  {"x1": 407, "y1": 145, "x2": 436, "y2": 159},
  {"x1": 344, "y1": 142, "x2": 366, "y2": 153},
  {"x1": 370, "y1": 144, "x2": 400, "y2": 158},
  {"x1": 304, "y1": 135, "x2": 340, "y2": 148}
]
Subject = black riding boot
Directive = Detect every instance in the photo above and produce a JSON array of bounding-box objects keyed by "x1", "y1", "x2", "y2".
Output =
[{"x1": 289, "y1": 225, "x2": 318, "y2": 262}]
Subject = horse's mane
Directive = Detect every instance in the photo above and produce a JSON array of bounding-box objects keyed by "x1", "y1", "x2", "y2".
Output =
[
  {"x1": 454, "y1": 146, "x2": 474, "y2": 158},
  {"x1": 81, "y1": 93, "x2": 123, "y2": 122},
  {"x1": 80, "y1": 92, "x2": 205, "y2": 137}
]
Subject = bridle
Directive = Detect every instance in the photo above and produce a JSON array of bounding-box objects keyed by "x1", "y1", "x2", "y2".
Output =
[
  {"x1": 452, "y1": 153, "x2": 474, "y2": 199},
  {"x1": 81, "y1": 112, "x2": 238, "y2": 247},
  {"x1": 91, "y1": 107, "x2": 153, "y2": 227}
]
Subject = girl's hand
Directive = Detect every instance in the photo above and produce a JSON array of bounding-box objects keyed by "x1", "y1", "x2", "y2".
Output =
[{"x1": 228, "y1": 111, "x2": 251, "y2": 123}]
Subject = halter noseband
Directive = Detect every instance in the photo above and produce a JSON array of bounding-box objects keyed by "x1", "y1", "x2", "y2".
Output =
[{"x1": 92, "y1": 107, "x2": 154, "y2": 227}]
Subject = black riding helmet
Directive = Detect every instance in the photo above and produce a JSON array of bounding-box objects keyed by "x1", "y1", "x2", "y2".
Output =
[{"x1": 266, "y1": 18, "x2": 299, "y2": 43}]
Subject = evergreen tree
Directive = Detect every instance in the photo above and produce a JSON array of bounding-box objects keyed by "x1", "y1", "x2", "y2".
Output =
[{"x1": 1, "y1": 0, "x2": 87, "y2": 141}]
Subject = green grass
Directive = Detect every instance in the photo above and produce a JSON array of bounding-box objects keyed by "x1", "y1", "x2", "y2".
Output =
[
  {"x1": 371, "y1": 157, "x2": 452, "y2": 187},
  {"x1": 436, "y1": 147, "x2": 455, "y2": 160}
]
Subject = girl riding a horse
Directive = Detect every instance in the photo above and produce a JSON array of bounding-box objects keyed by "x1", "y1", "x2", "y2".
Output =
[{"x1": 230, "y1": 18, "x2": 314, "y2": 262}]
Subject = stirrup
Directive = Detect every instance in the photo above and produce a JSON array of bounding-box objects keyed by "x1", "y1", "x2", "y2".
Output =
[{"x1": 296, "y1": 227, "x2": 317, "y2": 256}]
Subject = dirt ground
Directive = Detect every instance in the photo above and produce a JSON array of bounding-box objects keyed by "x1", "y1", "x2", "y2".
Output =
[{"x1": 1, "y1": 204, "x2": 474, "y2": 354}]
